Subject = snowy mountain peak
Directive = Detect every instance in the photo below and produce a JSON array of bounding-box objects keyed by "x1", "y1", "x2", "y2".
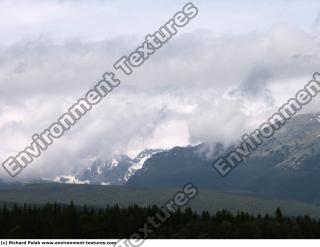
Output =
[
  {"x1": 132, "y1": 149, "x2": 163, "y2": 170},
  {"x1": 52, "y1": 175, "x2": 90, "y2": 185},
  {"x1": 50, "y1": 149, "x2": 164, "y2": 186}
]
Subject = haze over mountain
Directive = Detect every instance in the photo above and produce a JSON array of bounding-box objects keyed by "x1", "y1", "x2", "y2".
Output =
[
  {"x1": 1, "y1": 110, "x2": 316, "y2": 217},
  {"x1": 127, "y1": 112, "x2": 320, "y2": 205},
  {"x1": 36, "y1": 112, "x2": 320, "y2": 207}
]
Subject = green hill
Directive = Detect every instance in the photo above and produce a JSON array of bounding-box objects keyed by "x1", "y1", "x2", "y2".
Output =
[{"x1": 1, "y1": 183, "x2": 320, "y2": 217}]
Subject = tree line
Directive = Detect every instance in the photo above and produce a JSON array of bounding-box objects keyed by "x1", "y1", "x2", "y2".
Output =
[{"x1": 0, "y1": 202, "x2": 320, "y2": 238}]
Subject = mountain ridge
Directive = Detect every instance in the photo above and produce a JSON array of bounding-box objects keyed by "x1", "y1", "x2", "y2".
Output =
[{"x1": 38, "y1": 112, "x2": 320, "y2": 206}]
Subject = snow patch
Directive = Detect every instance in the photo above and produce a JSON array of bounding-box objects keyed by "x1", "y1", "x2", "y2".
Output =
[
  {"x1": 111, "y1": 159, "x2": 119, "y2": 168},
  {"x1": 53, "y1": 175, "x2": 90, "y2": 184},
  {"x1": 101, "y1": 182, "x2": 110, "y2": 185}
]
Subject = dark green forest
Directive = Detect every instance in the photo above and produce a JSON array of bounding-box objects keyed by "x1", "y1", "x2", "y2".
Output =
[{"x1": 1, "y1": 202, "x2": 320, "y2": 238}]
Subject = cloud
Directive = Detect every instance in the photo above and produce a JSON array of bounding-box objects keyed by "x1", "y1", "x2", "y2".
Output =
[
  {"x1": 1, "y1": 1, "x2": 320, "y2": 181},
  {"x1": 238, "y1": 64, "x2": 273, "y2": 97}
]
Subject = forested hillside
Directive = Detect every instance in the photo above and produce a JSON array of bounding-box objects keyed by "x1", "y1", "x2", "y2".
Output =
[{"x1": 1, "y1": 202, "x2": 320, "y2": 238}]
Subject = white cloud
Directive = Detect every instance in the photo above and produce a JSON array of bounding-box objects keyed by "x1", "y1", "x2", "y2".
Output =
[{"x1": 1, "y1": 0, "x2": 320, "y2": 181}]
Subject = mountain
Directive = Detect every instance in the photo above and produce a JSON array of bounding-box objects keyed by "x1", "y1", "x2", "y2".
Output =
[
  {"x1": 2, "y1": 183, "x2": 320, "y2": 218},
  {"x1": 126, "y1": 113, "x2": 320, "y2": 205},
  {"x1": 52, "y1": 149, "x2": 163, "y2": 185},
  {"x1": 44, "y1": 112, "x2": 320, "y2": 205}
]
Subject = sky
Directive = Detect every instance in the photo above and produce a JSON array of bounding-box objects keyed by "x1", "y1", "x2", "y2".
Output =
[{"x1": 1, "y1": 0, "x2": 320, "y2": 180}]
